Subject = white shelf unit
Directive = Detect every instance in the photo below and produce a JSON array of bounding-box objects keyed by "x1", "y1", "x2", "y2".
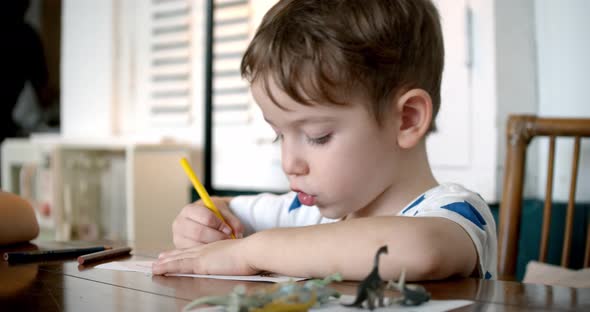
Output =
[{"x1": 1, "y1": 137, "x2": 200, "y2": 245}]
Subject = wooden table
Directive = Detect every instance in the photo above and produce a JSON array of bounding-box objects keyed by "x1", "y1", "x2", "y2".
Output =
[{"x1": 1, "y1": 241, "x2": 588, "y2": 311}]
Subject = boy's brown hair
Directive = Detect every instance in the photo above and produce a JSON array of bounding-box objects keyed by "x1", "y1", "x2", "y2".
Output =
[{"x1": 241, "y1": 0, "x2": 444, "y2": 131}]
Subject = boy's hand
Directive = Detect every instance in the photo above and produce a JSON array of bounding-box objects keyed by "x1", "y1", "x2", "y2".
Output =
[
  {"x1": 172, "y1": 197, "x2": 244, "y2": 249},
  {"x1": 152, "y1": 238, "x2": 257, "y2": 276}
]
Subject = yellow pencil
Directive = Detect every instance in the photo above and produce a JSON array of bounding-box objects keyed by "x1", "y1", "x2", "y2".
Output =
[{"x1": 179, "y1": 157, "x2": 236, "y2": 239}]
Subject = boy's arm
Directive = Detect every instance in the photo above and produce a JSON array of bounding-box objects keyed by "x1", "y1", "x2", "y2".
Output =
[
  {"x1": 0, "y1": 192, "x2": 39, "y2": 245},
  {"x1": 171, "y1": 192, "x2": 319, "y2": 249},
  {"x1": 244, "y1": 216, "x2": 477, "y2": 281}
]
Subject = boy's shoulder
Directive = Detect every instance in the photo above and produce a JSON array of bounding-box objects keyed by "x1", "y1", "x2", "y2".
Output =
[
  {"x1": 400, "y1": 183, "x2": 497, "y2": 280},
  {"x1": 399, "y1": 183, "x2": 493, "y2": 229}
]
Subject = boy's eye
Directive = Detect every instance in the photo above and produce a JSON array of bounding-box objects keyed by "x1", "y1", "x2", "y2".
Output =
[{"x1": 307, "y1": 133, "x2": 332, "y2": 145}]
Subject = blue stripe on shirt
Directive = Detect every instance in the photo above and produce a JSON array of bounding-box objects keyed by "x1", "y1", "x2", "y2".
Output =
[
  {"x1": 440, "y1": 201, "x2": 486, "y2": 230},
  {"x1": 288, "y1": 196, "x2": 302, "y2": 212},
  {"x1": 401, "y1": 194, "x2": 425, "y2": 214}
]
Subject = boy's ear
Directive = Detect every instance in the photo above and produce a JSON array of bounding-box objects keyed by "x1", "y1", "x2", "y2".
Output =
[{"x1": 394, "y1": 89, "x2": 433, "y2": 149}]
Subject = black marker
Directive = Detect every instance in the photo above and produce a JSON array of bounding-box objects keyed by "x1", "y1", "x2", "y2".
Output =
[{"x1": 3, "y1": 246, "x2": 111, "y2": 263}]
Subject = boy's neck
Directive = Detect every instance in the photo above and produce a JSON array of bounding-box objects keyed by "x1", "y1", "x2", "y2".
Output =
[{"x1": 348, "y1": 141, "x2": 438, "y2": 219}]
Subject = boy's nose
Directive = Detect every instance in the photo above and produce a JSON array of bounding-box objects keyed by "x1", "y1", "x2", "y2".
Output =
[{"x1": 281, "y1": 147, "x2": 309, "y2": 176}]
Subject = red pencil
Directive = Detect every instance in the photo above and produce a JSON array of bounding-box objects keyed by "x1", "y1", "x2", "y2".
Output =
[{"x1": 77, "y1": 247, "x2": 132, "y2": 265}]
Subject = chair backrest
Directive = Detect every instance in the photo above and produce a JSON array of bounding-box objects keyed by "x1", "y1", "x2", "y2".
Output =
[{"x1": 498, "y1": 115, "x2": 590, "y2": 281}]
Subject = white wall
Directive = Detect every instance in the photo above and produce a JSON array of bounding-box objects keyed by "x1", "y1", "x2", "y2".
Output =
[
  {"x1": 494, "y1": 0, "x2": 589, "y2": 202},
  {"x1": 494, "y1": 0, "x2": 539, "y2": 199},
  {"x1": 61, "y1": 0, "x2": 116, "y2": 139},
  {"x1": 535, "y1": 0, "x2": 590, "y2": 201}
]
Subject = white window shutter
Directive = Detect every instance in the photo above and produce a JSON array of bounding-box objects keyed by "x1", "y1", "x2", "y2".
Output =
[
  {"x1": 212, "y1": 0, "x2": 252, "y2": 125},
  {"x1": 148, "y1": 0, "x2": 193, "y2": 126}
]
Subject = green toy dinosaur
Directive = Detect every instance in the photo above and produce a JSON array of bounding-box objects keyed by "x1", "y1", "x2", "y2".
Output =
[{"x1": 182, "y1": 273, "x2": 342, "y2": 312}]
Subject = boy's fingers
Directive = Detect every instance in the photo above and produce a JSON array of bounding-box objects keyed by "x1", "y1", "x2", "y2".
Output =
[
  {"x1": 157, "y1": 249, "x2": 177, "y2": 259},
  {"x1": 219, "y1": 210, "x2": 244, "y2": 238},
  {"x1": 180, "y1": 204, "x2": 233, "y2": 236},
  {"x1": 174, "y1": 211, "x2": 227, "y2": 243},
  {"x1": 178, "y1": 199, "x2": 241, "y2": 239},
  {"x1": 172, "y1": 235, "x2": 197, "y2": 249},
  {"x1": 183, "y1": 220, "x2": 229, "y2": 243},
  {"x1": 185, "y1": 203, "x2": 231, "y2": 232},
  {"x1": 207, "y1": 197, "x2": 243, "y2": 237},
  {"x1": 172, "y1": 217, "x2": 207, "y2": 248},
  {"x1": 182, "y1": 203, "x2": 218, "y2": 226},
  {"x1": 158, "y1": 247, "x2": 194, "y2": 259},
  {"x1": 153, "y1": 257, "x2": 195, "y2": 275},
  {"x1": 168, "y1": 236, "x2": 204, "y2": 253}
]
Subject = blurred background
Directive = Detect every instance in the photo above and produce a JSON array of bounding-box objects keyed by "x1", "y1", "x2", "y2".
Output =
[{"x1": 0, "y1": 0, "x2": 588, "y2": 279}]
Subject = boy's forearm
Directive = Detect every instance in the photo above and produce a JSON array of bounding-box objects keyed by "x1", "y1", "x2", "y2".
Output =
[{"x1": 242, "y1": 216, "x2": 476, "y2": 281}]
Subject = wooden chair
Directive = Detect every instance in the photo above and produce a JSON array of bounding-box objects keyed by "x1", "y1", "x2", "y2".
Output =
[{"x1": 498, "y1": 115, "x2": 590, "y2": 281}]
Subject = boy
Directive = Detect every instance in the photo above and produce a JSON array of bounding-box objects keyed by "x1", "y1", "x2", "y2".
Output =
[{"x1": 153, "y1": 0, "x2": 497, "y2": 281}]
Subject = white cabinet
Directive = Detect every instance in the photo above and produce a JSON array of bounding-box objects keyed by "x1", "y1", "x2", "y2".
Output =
[{"x1": 1, "y1": 137, "x2": 200, "y2": 245}]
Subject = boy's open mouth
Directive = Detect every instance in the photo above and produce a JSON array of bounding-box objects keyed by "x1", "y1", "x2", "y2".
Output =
[{"x1": 297, "y1": 191, "x2": 316, "y2": 206}]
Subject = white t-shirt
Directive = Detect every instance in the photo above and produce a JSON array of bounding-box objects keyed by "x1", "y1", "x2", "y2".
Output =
[{"x1": 229, "y1": 182, "x2": 497, "y2": 280}]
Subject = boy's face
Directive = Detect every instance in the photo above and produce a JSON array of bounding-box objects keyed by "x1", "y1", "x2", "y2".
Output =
[{"x1": 252, "y1": 79, "x2": 404, "y2": 219}]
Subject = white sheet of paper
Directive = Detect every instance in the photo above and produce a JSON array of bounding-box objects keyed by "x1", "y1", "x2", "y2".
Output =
[
  {"x1": 189, "y1": 295, "x2": 473, "y2": 311},
  {"x1": 317, "y1": 295, "x2": 473, "y2": 311},
  {"x1": 94, "y1": 260, "x2": 307, "y2": 283}
]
